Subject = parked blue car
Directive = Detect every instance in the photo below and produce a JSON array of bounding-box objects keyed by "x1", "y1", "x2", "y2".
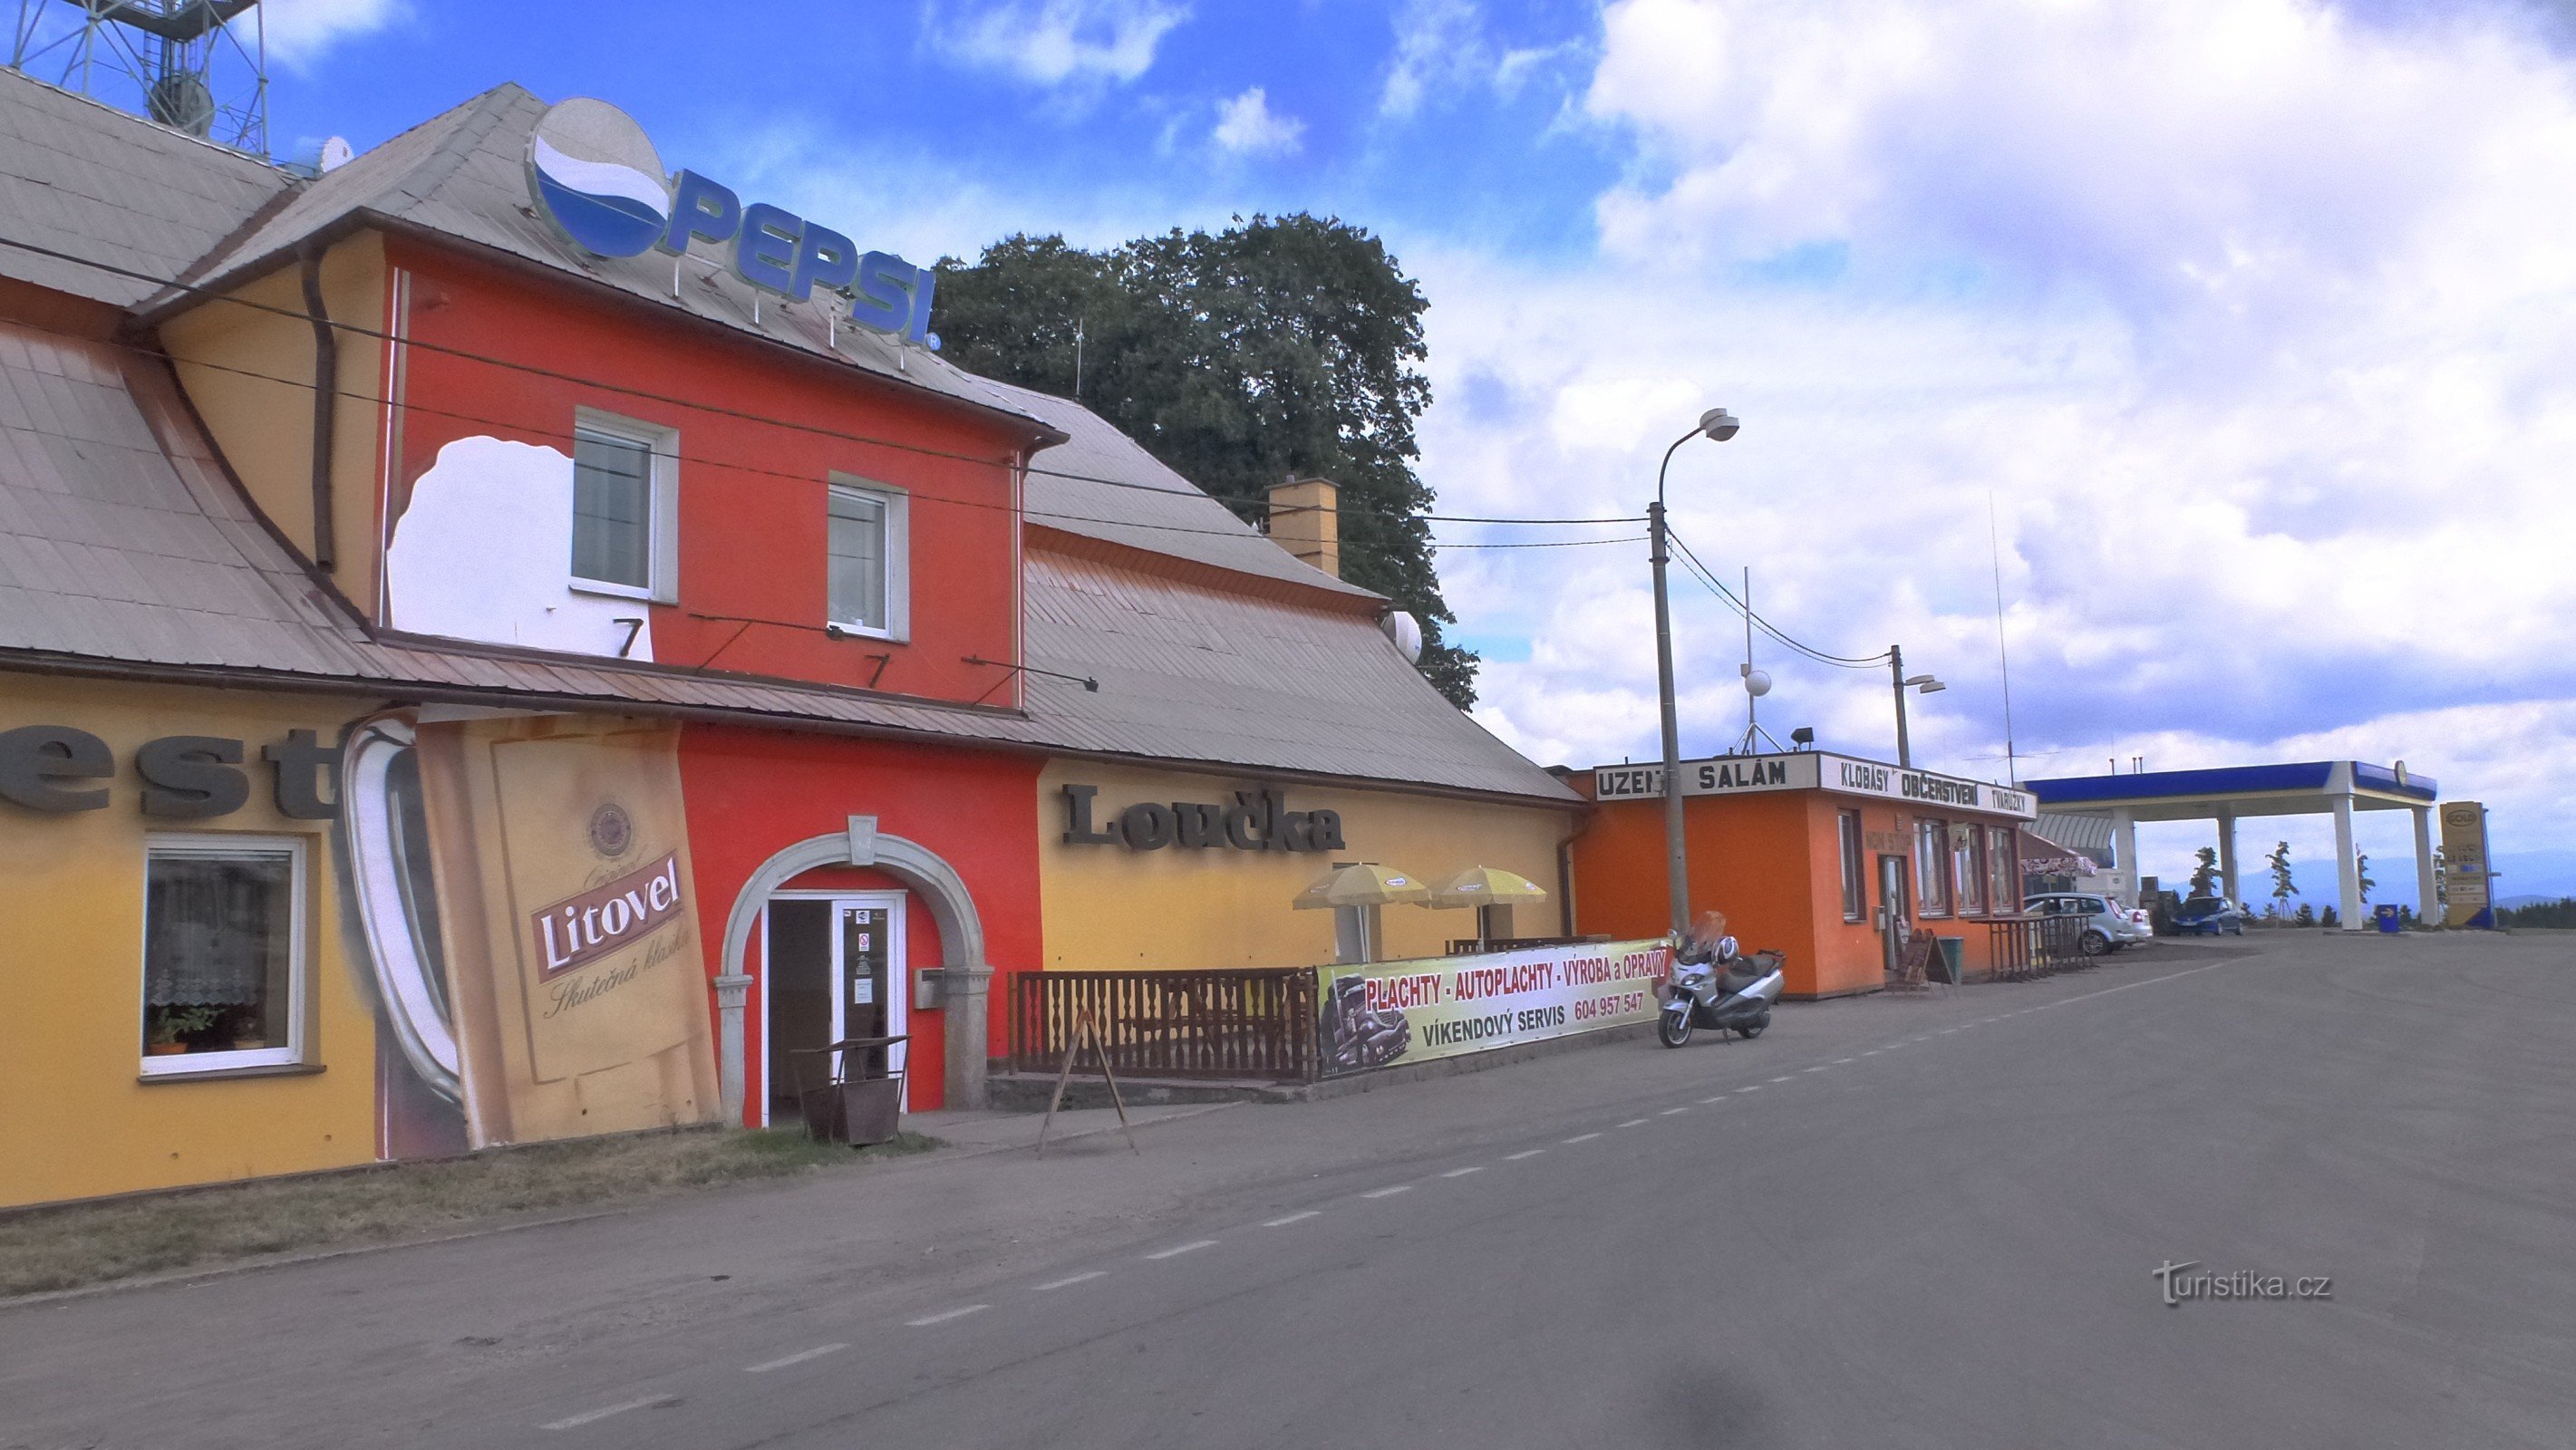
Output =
[{"x1": 2174, "y1": 897, "x2": 2247, "y2": 935}]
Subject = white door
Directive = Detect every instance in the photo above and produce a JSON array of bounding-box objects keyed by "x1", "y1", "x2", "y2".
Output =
[{"x1": 829, "y1": 894, "x2": 909, "y2": 1107}]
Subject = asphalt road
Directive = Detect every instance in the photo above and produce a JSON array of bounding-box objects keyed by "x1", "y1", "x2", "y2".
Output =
[{"x1": 5, "y1": 933, "x2": 2572, "y2": 1449}]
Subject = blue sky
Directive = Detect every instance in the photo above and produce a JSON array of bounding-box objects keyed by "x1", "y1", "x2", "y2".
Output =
[{"x1": 68, "y1": 0, "x2": 2576, "y2": 898}]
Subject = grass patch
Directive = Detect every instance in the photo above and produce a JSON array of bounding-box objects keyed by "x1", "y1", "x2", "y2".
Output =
[{"x1": 0, "y1": 1126, "x2": 939, "y2": 1300}]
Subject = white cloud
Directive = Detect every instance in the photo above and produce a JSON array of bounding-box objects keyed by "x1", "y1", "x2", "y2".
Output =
[
  {"x1": 1381, "y1": 0, "x2": 1585, "y2": 118},
  {"x1": 1213, "y1": 86, "x2": 1304, "y2": 156},
  {"x1": 930, "y1": 0, "x2": 1190, "y2": 88},
  {"x1": 1396, "y1": 0, "x2": 2576, "y2": 887},
  {"x1": 254, "y1": 0, "x2": 402, "y2": 68}
]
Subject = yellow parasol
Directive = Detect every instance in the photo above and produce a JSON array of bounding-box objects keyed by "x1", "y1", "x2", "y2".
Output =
[
  {"x1": 1427, "y1": 865, "x2": 1550, "y2": 909},
  {"x1": 1293, "y1": 862, "x2": 1431, "y2": 909}
]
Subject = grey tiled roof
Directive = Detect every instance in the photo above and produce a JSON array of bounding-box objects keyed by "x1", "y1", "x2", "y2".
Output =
[
  {"x1": 156, "y1": 82, "x2": 1059, "y2": 440},
  {"x1": 0, "y1": 70, "x2": 292, "y2": 307},
  {"x1": 992, "y1": 378, "x2": 1377, "y2": 599},
  {"x1": 1022, "y1": 546, "x2": 1573, "y2": 801}
]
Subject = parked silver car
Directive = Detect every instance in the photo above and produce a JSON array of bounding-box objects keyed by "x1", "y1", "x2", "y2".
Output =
[{"x1": 2022, "y1": 892, "x2": 2153, "y2": 956}]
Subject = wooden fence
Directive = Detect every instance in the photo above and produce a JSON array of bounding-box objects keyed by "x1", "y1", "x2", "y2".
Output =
[{"x1": 1006, "y1": 968, "x2": 1318, "y2": 1082}]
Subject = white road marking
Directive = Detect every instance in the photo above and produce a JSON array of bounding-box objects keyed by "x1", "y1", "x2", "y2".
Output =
[
  {"x1": 1505, "y1": 1149, "x2": 1546, "y2": 1161},
  {"x1": 1564, "y1": 1132, "x2": 1603, "y2": 1143},
  {"x1": 1145, "y1": 1239, "x2": 1219, "y2": 1259},
  {"x1": 1803, "y1": 1066, "x2": 1830, "y2": 1073},
  {"x1": 1769, "y1": 1075, "x2": 1796, "y2": 1083},
  {"x1": 906, "y1": 1304, "x2": 991, "y2": 1327},
  {"x1": 746, "y1": 1344, "x2": 849, "y2": 1373},
  {"x1": 1617, "y1": 1117, "x2": 1651, "y2": 1127},
  {"x1": 1660, "y1": 1106, "x2": 1690, "y2": 1115},
  {"x1": 1263, "y1": 1211, "x2": 1321, "y2": 1227},
  {"x1": 1440, "y1": 1165, "x2": 1487, "y2": 1178},
  {"x1": 1835, "y1": 1058, "x2": 1856, "y2": 1064},
  {"x1": 1736, "y1": 1086, "x2": 1761, "y2": 1093},
  {"x1": 543, "y1": 1396, "x2": 676, "y2": 1429},
  {"x1": 1700, "y1": 1095, "x2": 1731, "y2": 1104},
  {"x1": 1361, "y1": 1185, "x2": 1413, "y2": 1200},
  {"x1": 1033, "y1": 1271, "x2": 1108, "y2": 1291}
]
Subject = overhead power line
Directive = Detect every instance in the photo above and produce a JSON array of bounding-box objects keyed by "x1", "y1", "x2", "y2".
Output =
[
  {"x1": 1663, "y1": 525, "x2": 1891, "y2": 670},
  {"x1": 0, "y1": 232, "x2": 1639, "y2": 533}
]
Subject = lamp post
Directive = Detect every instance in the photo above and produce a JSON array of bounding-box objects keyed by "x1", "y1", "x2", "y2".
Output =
[
  {"x1": 1651, "y1": 407, "x2": 1740, "y2": 936},
  {"x1": 1887, "y1": 643, "x2": 1944, "y2": 768}
]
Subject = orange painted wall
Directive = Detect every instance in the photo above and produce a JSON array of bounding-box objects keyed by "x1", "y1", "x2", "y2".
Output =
[{"x1": 1570, "y1": 788, "x2": 2029, "y2": 998}]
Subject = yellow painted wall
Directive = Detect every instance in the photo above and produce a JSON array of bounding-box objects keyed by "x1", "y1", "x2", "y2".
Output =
[
  {"x1": 160, "y1": 233, "x2": 387, "y2": 616},
  {"x1": 1036, "y1": 760, "x2": 1578, "y2": 970},
  {"x1": 0, "y1": 676, "x2": 383, "y2": 1207}
]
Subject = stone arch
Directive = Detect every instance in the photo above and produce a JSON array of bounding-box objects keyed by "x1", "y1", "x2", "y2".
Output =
[{"x1": 714, "y1": 816, "x2": 992, "y2": 1121}]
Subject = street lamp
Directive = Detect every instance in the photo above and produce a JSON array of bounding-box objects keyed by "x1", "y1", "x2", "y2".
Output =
[
  {"x1": 1888, "y1": 643, "x2": 1943, "y2": 768},
  {"x1": 1651, "y1": 407, "x2": 1739, "y2": 936}
]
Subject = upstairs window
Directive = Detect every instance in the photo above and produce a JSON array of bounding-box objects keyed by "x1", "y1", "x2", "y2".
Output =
[
  {"x1": 828, "y1": 478, "x2": 909, "y2": 640},
  {"x1": 571, "y1": 411, "x2": 678, "y2": 601}
]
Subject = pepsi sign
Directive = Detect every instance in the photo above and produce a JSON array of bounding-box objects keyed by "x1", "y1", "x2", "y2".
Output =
[{"x1": 526, "y1": 99, "x2": 936, "y2": 347}]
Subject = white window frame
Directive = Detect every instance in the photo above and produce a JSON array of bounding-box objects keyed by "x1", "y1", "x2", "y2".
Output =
[
  {"x1": 1837, "y1": 810, "x2": 1866, "y2": 922},
  {"x1": 825, "y1": 475, "x2": 910, "y2": 642},
  {"x1": 569, "y1": 407, "x2": 680, "y2": 604},
  {"x1": 139, "y1": 833, "x2": 311, "y2": 1078}
]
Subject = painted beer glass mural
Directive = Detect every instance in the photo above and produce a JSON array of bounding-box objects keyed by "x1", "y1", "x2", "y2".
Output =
[{"x1": 341, "y1": 710, "x2": 719, "y2": 1152}]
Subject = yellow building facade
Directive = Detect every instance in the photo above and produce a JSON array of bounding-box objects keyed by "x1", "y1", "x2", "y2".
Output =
[
  {"x1": 1036, "y1": 760, "x2": 1576, "y2": 972},
  {"x1": 0, "y1": 677, "x2": 383, "y2": 1205}
]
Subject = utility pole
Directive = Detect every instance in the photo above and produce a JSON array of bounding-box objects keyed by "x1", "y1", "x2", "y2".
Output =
[
  {"x1": 1649, "y1": 408, "x2": 1739, "y2": 936},
  {"x1": 1890, "y1": 644, "x2": 1911, "y2": 769},
  {"x1": 1890, "y1": 645, "x2": 1943, "y2": 769}
]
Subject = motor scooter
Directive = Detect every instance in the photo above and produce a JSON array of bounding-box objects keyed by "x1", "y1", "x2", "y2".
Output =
[{"x1": 1658, "y1": 945, "x2": 1786, "y2": 1048}]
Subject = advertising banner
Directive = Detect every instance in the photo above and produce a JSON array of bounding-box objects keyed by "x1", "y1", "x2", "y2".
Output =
[
  {"x1": 1315, "y1": 939, "x2": 1671, "y2": 1078},
  {"x1": 343, "y1": 710, "x2": 721, "y2": 1152},
  {"x1": 2439, "y1": 801, "x2": 2492, "y2": 928}
]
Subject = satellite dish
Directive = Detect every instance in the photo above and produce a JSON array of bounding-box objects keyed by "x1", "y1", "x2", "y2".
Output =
[
  {"x1": 1744, "y1": 669, "x2": 1772, "y2": 698},
  {"x1": 1380, "y1": 610, "x2": 1424, "y2": 663}
]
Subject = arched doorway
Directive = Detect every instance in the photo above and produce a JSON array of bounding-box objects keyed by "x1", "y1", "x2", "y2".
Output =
[{"x1": 714, "y1": 816, "x2": 991, "y2": 1119}]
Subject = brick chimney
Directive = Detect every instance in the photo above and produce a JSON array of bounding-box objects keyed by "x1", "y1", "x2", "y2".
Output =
[{"x1": 1265, "y1": 476, "x2": 1339, "y2": 577}]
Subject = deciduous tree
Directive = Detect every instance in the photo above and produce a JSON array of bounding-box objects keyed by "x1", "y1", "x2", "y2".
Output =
[{"x1": 935, "y1": 218, "x2": 1477, "y2": 706}]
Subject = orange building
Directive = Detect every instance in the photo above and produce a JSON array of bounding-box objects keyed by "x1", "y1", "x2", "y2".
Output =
[{"x1": 1567, "y1": 752, "x2": 2038, "y2": 998}]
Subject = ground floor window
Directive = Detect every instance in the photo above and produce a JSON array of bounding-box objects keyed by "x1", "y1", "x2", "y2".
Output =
[
  {"x1": 1988, "y1": 826, "x2": 2018, "y2": 909},
  {"x1": 1954, "y1": 823, "x2": 1986, "y2": 914},
  {"x1": 1838, "y1": 811, "x2": 1865, "y2": 921},
  {"x1": 1914, "y1": 817, "x2": 1951, "y2": 915},
  {"x1": 141, "y1": 835, "x2": 306, "y2": 1075}
]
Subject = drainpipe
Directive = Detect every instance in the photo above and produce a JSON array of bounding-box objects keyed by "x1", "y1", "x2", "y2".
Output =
[{"x1": 297, "y1": 244, "x2": 339, "y2": 572}]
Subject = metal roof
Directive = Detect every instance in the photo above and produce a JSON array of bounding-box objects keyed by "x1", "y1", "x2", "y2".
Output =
[
  {"x1": 2028, "y1": 761, "x2": 2436, "y2": 821},
  {"x1": 149, "y1": 82, "x2": 1060, "y2": 441},
  {"x1": 1022, "y1": 545, "x2": 1573, "y2": 801},
  {"x1": 991, "y1": 378, "x2": 1378, "y2": 600},
  {"x1": 0, "y1": 69, "x2": 292, "y2": 307}
]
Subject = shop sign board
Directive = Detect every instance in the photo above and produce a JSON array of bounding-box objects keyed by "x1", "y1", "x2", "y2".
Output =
[
  {"x1": 1315, "y1": 939, "x2": 1671, "y2": 1078},
  {"x1": 525, "y1": 98, "x2": 936, "y2": 345},
  {"x1": 2439, "y1": 801, "x2": 2492, "y2": 926},
  {"x1": 1591, "y1": 751, "x2": 2036, "y2": 819},
  {"x1": 1059, "y1": 782, "x2": 1345, "y2": 854}
]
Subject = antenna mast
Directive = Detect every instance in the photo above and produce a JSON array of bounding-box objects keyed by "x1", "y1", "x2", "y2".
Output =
[{"x1": 9, "y1": 1, "x2": 268, "y2": 156}]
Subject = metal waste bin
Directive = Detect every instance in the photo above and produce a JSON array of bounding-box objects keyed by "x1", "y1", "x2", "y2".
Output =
[
  {"x1": 789, "y1": 1035, "x2": 907, "y2": 1146},
  {"x1": 2373, "y1": 904, "x2": 2402, "y2": 935},
  {"x1": 1933, "y1": 936, "x2": 1965, "y2": 984}
]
